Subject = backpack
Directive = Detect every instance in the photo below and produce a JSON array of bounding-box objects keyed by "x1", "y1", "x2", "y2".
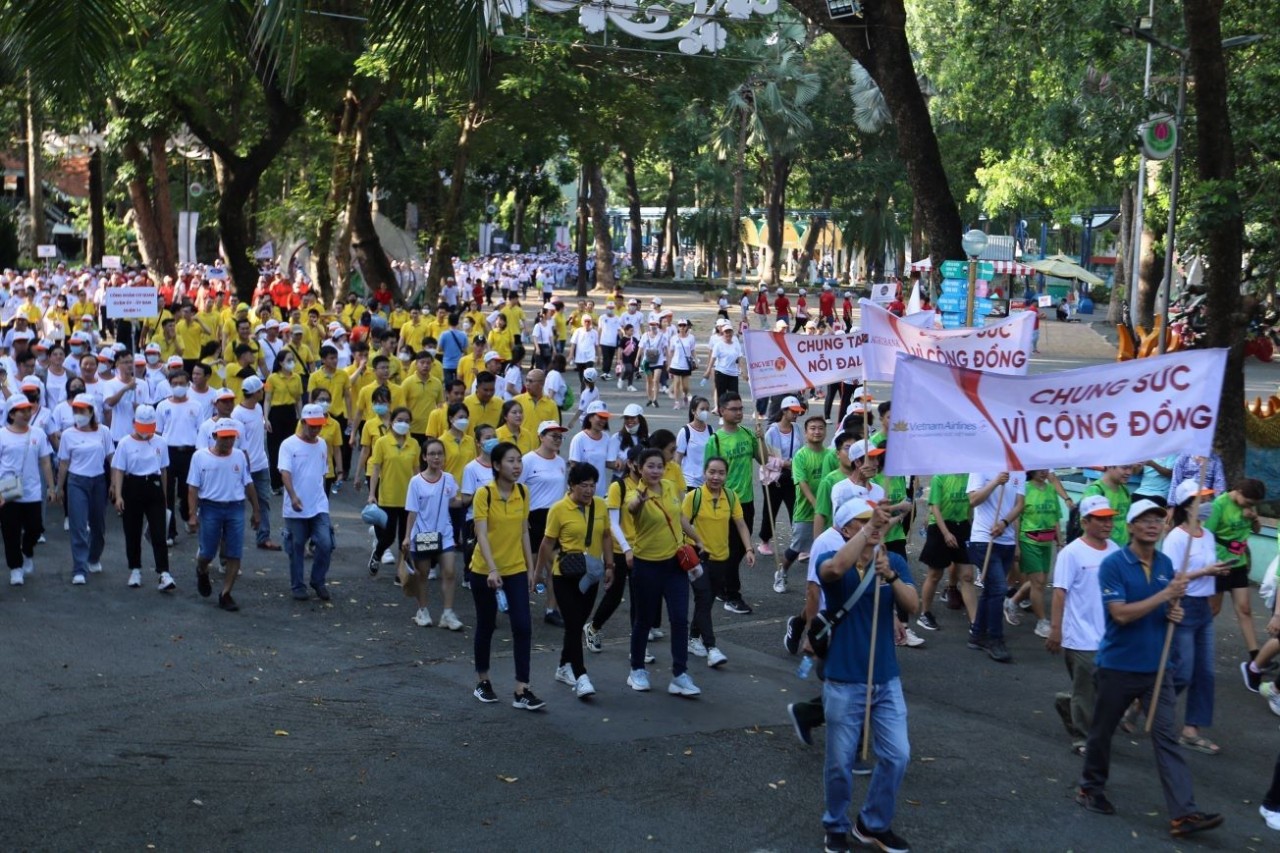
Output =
[
  {"x1": 690, "y1": 485, "x2": 736, "y2": 524},
  {"x1": 562, "y1": 384, "x2": 575, "y2": 410},
  {"x1": 484, "y1": 481, "x2": 527, "y2": 514}
]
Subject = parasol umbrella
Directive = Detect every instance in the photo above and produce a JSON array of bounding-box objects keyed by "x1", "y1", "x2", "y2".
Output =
[{"x1": 1026, "y1": 254, "x2": 1104, "y2": 286}]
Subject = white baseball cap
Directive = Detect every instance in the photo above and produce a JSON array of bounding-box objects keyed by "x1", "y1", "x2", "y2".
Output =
[
  {"x1": 584, "y1": 400, "x2": 610, "y2": 418},
  {"x1": 1173, "y1": 479, "x2": 1214, "y2": 507},
  {"x1": 583, "y1": 367, "x2": 598, "y2": 382},
  {"x1": 538, "y1": 420, "x2": 568, "y2": 435},
  {"x1": 834, "y1": 498, "x2": 875, "y2": 528},
  {"x1": 241, "y1": 375, "x2": 264, "y2": 396},
  {"x1": 622, "y1": 403, "x2": 644, "y2": 417},
  {"x1": 301, "y1": 403, "x2": 328, "y2": 426},
  {"x1": 1127, "y1": 499, "x2": 1165, "y2": 523},
  {"x1": 781, "y1": 395, "x2": 806, "y2": 412},
  {"x1": 1079, "y1": 495, "x2": 1118, "y2": 518},
  {"x1": 483, "y1": 350, "x2": 502, "y2": 363},
  {"x1": 213, "y1": 418, "x2": 241, "y2": 437},
  {"x1": 847, "y1": 439, "x2": 885, "y2": 461}
]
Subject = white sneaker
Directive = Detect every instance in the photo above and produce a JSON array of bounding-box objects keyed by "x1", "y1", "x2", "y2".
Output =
[
  {"x1": 772, "y1": 570, "x2": 787, "y2": 594},
  {"x1": 707, "y1": 647, "x2": 728, "y2": 668},
  {"x1": 628, "y1": 385, "x2": 637, "y2": 392},
  {"x1": 9, "y1": 568, "x2": 23, "y2": 586},
  {"x1": 648, "y1": 627, "x2": 664, "y2": 640},
  {"x1": 88, "y1": 562, "x2": 103, "y2": 574},
  {"x1": 1034, "y1": 619, "x2": 1052, "y2": 639},
  {"x1": 574, "y1": 673, "x2": 596, "y2": 699},
  {"x1": 668, "y1": 673, "x2": 701, "y2": 697},
  {"x1": 438, "y1": 609, "x2": 463, "y2": 631},
  {"x1": 127, "y1": 569, "x2": 142, "y2": 588},
  {"x1": 1263, "y1": 682, "x2": 1280, "y2": 717},
  {"x1": 584, "y1": 623, "x2": 603, "y2": 653},
  {"x1": 71, "y1": 573, "x2": 86, "y2": 585},
  {"x1": 902, "y1": 628, "x2": 926, "y2": 648},
  {"x1": 21, "y1": 556, "x2": 33, "y2": 575},
  {"x1": 616, "y1": 378, "x2": 624, "y2": 390},
  {"x1": 644, "y1": 651, "x2": 656, "y2": 664},
  {"x1": 63, "y1": 518, "x2": 69, "y2": 531},
  {"x1": 158, "y1": 571, "x2": 177, "y2": 592},
  {"x1": 37, "y1": 534, "x2": 46, "y2": 544},
  {"x1": 412, "y1": 607, "x2": 433, "y2": 627},
  {"x1": 165, "y1": 538, "x2": 176, "y2": 547},
  {"x1": 554, "y1": 663, "x2": 576, "y2": 687},
  {"x1": 427, "y1": 567, "x2": 439, "y2": 580},
  {"x1": 1261, "y1": 803, "x2": 1280, "y2": 831},
  {"x1": 688, "y1": 637, "x2": 708, "y2": 657},
  {"x1": 627, "y1": 669, "x2": 651, "y2": 691},
  {"x1": 1003, "y1": 597, "x2": 1021, "y2": 626},
  {"x1": 380, "y1": 550, "x2": 396, "y2": 565}
]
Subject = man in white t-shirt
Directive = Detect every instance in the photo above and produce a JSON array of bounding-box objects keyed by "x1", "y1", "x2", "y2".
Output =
[
  {"x1": 966, "y1": 471, "x2": 1026, "y2": 663},
  {"x1": 1046, "y1": 494, "x2": 1120, "y2": 752},
  {"x1": 597, "y1": 306, "x2": 622, "y2": 379},
  {"x1": 187, "y1": 419, "x2": 261, "y2": 612},
  {"x1": 232, "y1": 375, "x2": 279, "y2": 551},
  {"x1": 279, "y1": 404, "x2": 335, "y2": 602}
]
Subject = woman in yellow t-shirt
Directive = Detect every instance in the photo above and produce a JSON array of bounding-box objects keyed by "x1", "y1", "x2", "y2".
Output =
[
  {"x1": 355, "y1": 385, "x2": 391, "y2": 491},
  {"x1": 625, "y1": 448, "x2": 704, "y2": 694},
  {"x1": 534, "y1": 462, "x2": 613, "y2": 698},
  {"x1": 265, "y1": 356, "x2": 304, "y2": 491},
  {"x1": 471, "y1": 441, "x2": 541, "y2": 709},
  {"x1": 648, "y1": 428, "x2": 687, "y2": 493},
  {"x1": 368, "y1": 406, "x2": 420, "y2": 576},
  {"x1": 681, "y1": 456, "x2": 752, "y2": 668},
  {"x1": 486, "y1": 314, "x2": 515, "y2": 362},
  {"x1": 495, "y1": 399, "x2": 538, "y2": 455}
]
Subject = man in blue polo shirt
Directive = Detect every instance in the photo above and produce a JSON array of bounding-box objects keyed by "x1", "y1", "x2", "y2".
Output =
[
  {"x1": 816, "y1": 499, "x2": 916, "y2": 853},
  {"x1": 1076, "y1": 499, "x2": 1223, "y2": 839}
]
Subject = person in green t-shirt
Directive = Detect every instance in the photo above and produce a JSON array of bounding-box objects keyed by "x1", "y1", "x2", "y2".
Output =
[
  {"x1": 1205, "y1": 477, "x2": 1266, "y2": 658},
  {"x1": 1006, "y1": 470, "x2": 1062, "y2": 636},
  {"x1": 918, "y1": 473, "x2": 973, "y2": 629},
  {"x1": 813, "y1": 430, "x2": 864, "y2": 540},
  {"x1": 704, "y1": 392, "x2": 762, "y2": 614},
  {"x1": 1081, "y1": 466, "x2": 1133, "y2": 546},
  {"x1": 778, "y1": 415, "x2": 835, "y2": 586}
]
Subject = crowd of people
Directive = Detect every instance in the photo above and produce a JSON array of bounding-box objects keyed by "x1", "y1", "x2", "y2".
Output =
[{"x1": 4, "y1": 255, "x2": 1280, "y2": 850}]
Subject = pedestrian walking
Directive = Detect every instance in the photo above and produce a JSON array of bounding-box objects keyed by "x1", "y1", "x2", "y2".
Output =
[
  {"x1": 0, "y1": 394, "x2": 55, "y2": 586},
  {"x1": 402, "y1": 438, "x2": 465, "y2": 631},
  {"x1": 279, "y1": 403, "x2": 336, "y2": 602},
  {"x1": 187, "y1": 419, "x2": 263, "y2": 612},
  {"x1": 54, "y1": 397, "x2": 113, "y2": 585},
  {"x1": 109, "y1": 405, "x2": 174, "y2": 591}
]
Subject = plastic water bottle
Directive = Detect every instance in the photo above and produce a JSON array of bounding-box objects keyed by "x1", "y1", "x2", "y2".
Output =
[
  {"x1": 535, "y1": 581, "x2": 546, "y2": 595},
  {"x1": 699, "y1": 377, "x2": 708, "y2": 388},
  {"x1": 795, "y1": 655, "x2": 814, "y2": 680},
  {"x1": 496, "y1": 588, "x2": 509, "y2": 612}
]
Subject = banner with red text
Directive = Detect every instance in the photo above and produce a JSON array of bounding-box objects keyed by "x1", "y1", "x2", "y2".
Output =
[
  {"x1": 742, "y1": 311, "x2": 936, "y2": 397},
  {"x1": 859, "y1": 298, "x2": 1034, "y2": 381},
  {"x1": 882, "y1": 349, "x2": 1227, "y2": 476}
]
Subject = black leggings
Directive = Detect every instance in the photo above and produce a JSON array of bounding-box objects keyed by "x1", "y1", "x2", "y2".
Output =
[
  {"x1": 0, "y1": 500, "x2": 41, "y2": 569},
  {"x1": 373, "y1": 506, "x2": 408, "y2": 561},
  {"x1": 824, "y1": 381, "x2": 857, "y2": 424},
  {"x1": 122, "y1": 474, "x2": 169, "y2": 573},
  {"x1": 689, "y1": 559, "x2": 722, "y2": 647},
  {"x1": 760, "y1": 477, "x2": 796, "y2": 544},
  {"x1": 165, "y1": 446, "x2": 195, "y2": 536},
  {"x1": 553, "y1": 575, "x2": 599, "y2": 678},
  {"x1": 1265, "y1": 750, "x2": 1280, "y2": 810},
  {"x1": 267, "y1": 405, "x2": 299, "y2": 490}
]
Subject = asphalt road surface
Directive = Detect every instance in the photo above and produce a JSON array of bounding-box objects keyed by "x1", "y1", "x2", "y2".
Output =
[{"x1": 3, "y1": 289, "x2": 1277, "y2": 852}]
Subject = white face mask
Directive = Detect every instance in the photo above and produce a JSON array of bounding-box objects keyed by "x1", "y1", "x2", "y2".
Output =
[
  {"x1": 316, "y1": 400, "x2": 330, "y2": 412},
  {"x1": 172, "y1": 385, "x2": 188, "y2": 399},
  {"x1": 392, "y1": 421, "x2": 411, "y2": 436},
  {"x1": 625, "y1": 423, "x2": 639, "y2": 435},
  {"x1": 73, "y1": 413, "x2": 92, "y2": 428},
  {"x1": 696, "y1": 410, "x2": 711, "y2": 424},
  {"x1": 282, "y1": 359, "x2": 295, "y2": 371},
  {"x1": 398, "y1": 352, "x2": 412, "y2": 363},
  {"x1": 146, "y1": 354, "x2": 160, "y2": 365},
  {"x1": 452, "y1": 417, "x2": 469, "y2": 432}
]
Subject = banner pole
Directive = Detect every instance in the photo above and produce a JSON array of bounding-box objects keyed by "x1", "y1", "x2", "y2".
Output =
[
  {"x1": 979, "y1": 482, "x2": 1007, "y2": 585},
  {"x1": 755, "y1": 419, "x2": 776, "y2": 557},
  {"x1": 861, "y1": 543, "x2": 882, "y2": 761},
  {"x1": 1145, "y1": 458, "x2": 1209, "y2": 733}
]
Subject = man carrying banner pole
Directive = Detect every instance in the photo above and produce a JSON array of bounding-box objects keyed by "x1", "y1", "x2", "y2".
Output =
[{"x1": 966, "y1": 473, "x2": 1024, "y2": 664}]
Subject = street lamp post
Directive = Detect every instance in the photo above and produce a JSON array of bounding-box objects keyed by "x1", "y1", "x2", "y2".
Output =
[{"x1": 962, "y1": 228, "x2": 988, "y2": 326}]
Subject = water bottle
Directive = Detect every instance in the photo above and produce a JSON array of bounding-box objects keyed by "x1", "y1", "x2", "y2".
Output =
[
  {"x1": 795, "y1": 655, "x2": 814, "y2": 680},
  {"x1": 496, "y1": 588, "x2": 509, "y2": 612},
  {"x1": 699, "y1": 377, "x2": 707, "y2": 388},
  {"x1": 535, "y1": 581, "x2": 546, "y2": 595}
]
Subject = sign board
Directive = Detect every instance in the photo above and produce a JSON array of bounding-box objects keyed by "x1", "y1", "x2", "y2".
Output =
[
  {"x1": 105, "y1": 286, "x2": 160, "y2": 319},
  {"x1": 939, "y1": 259, "x2": 995, "y2": 280},
  {"x1": 36, "y1": 244, "x2": 57, "y2": 259},
  {"x1": 869, "y1": 282, "x2": 895, "y2": 304},
  {"x1": 101, "y1": 255, "x2": 122, "y2": 270},
  {"x1": 1038, "y1": 294, "x2": 1054, "y2": 308},
  {"x1": 940, "y1": 279, "x2": 968, "y2": 297},
  {"x1": 1140, "y1": 113, "x2": 1177, "y2": 161}
]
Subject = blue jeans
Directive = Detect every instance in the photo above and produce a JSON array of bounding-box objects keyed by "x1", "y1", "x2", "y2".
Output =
[
  {"x1": 968, "y1": 541, "x2": 1015, "y2": 641},
  {"x1": 250, "y1": 468, "x2": 272, "y2": 544},
  {"x1": 1172, "y1": 595, "x2": 1215, "y2": 728},
  {"x1": 823, "y1": 677, "x2": 910, "y2": 834},
  {"x1": 283, "y1": 514, "x2": 334, "y2": 594},
  {"x1": 67, "y1": 473, "x2": 106, "y2": 576},
  {"x1": 629, "y1": 556, "x2": 690, "y2": 675},
  {"x1": 198, "y1": 500, "x2": 246, "y2": 561}
]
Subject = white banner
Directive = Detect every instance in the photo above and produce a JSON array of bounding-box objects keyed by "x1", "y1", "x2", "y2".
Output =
[
  {"x1": 36, "y1": 244, "x2": 57, "y2": 259},
  {"x1": 101, "y1": 255, "x2": 122, "y2": 270},
  {"x1": 883, "y1": 349, "x2": 1228, "y2": 476},
  {"x1": 105, "y1": 286, "x2": 160, "y2": 319},
  {"x1": 859, "y1": 298, "x2": 1034, "y2": 381},
  {"x1": 742, "y1": 311, "x2": 936, "y2": 397}
]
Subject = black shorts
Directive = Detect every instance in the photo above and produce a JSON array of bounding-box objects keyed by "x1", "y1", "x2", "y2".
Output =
[
  {"x1": 669, "y1": 367, "x2": 691, "y2": 377},
  {"x1": 920, "y1": 520, "x2": 971, "y2": 569},
  {"x1": 1216, "y1": 564, "x2": 1251, "y2": 592}
]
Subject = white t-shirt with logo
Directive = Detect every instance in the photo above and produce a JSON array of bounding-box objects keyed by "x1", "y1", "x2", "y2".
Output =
[
  {"x1": 57, "y1": 426, "x2": 114, "y2": 477},
  {"x1": 406, "y1": 471, "x2": 458, "y2": 545},
  {"x1": 188, "y1": 448, "x2": 252, "y2": 502},
  {"x1": 807, "y1": 526, "x2": 848, "y2": 610},
  {"x1": 520, "y1": 450, "x2": 567, "y2": 511},
  {"x1": 231, "y1": 404, "x2": 269, "y2": 471},
  {"x1": 277, "y1": 434, "x2": 330, "y2": 518},
  {"x1": 710, "y1": 338, "x2": 743, "y2": 376},
  {"x1": 966, "y1": 473, "x2": 1027, "y2": 544},
  {"x1": 111, "y1": 434, "x2": 170, "y2": 477},
  {"x1": 156, "y1": 398, "x2": 202, "y2": 448},
  {"x1": 0, "y1": 426, "x2": 52, "y2": 501},
  {"x1": 100, "y1": 376, "x2": 137, "y2": 442},
  {"x1": 1051, "y1": 536, "x2": 1120, "y2": 651}
]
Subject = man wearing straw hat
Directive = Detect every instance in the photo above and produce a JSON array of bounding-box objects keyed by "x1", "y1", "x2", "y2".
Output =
[{"x1": 1074, "y1": 499, "x2": 1223, "y2": 839}]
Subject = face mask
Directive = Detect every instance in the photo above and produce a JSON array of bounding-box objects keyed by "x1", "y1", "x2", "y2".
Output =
[
  {"x1": 481, "y1": 437, "x2": 499, "y2": 455},
  {"x1": 625, "y1": 424, "x2": 639, "y2": 435},
  {"x1": 316, "y1": 400, "x2": 330, "y2": 412},
  {"x1": 696, "y1": 410, "x2": 711, "y2": 424},
  {"x1": 74, "y1": 413, "x2": 91, "y2": 428},
  {"x1": 452, "y1": 417, "x2": 469, "y2": 432},
  {"x1": 172, "y1": 386, "x2": 189, "y2": 399},
  {"x1": 372, "y1": 403, "x2": 389, "y2": 416},
  {"x1": 398, "y1": 352, "x2": 412, "y2": 363},
  {"x1": 463, "y1": 321, "x2": 473, "y2": 331},
  {"x1": 71, "y1": 345, "x2": 84, "y2": 356},
  {"x1": 146, "y1": 354, "x2": 160, "y2": 365},
  {"x1": 282, "y1": 359, "x2": 295, "y2": 371},
  {"x1": 392, "y1": 421, "x2": 411, "y2": 436}
]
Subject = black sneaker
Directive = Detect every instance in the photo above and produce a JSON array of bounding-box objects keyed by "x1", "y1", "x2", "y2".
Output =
[
  {"x1": 784, "y1": 615, "x2": 805, "y2": 655},
  {"x1": 823, "y1": 831, "x2": 850, "y2": 853},
  {"x1": 196, "y1": 571, "x2": 212, "y2": 598},
  {"x1": 513, "y1": 688, "x2": 546, "y2": 711},
  {"x1": 853, "y1": 817, "x2": 909, "y2": 852},
  {"x1": 311, "y1": 584, "x2": 331, "y2": 601},
  {"x1": 1076, "y1": 787, "x2": 1116, "y2": 815},
  {"x1": 723, "y1": 598, "x2": 752, "y2": 615},
  {"x1": 966, "y1": 633, "x2": 987, "y2": 651},
  {"x1": 474, "y1": 680, "x2": 498, "y2": 703},
  {"x1": 1242, "y1": 661, "x2": 1263, "y2": 693},
  {"x1": 786, "y1": 702, "x2": 813, "y2": 746},
  {"x1": 217, "y1": 592, "x2": 239, "y2": 612},
  {"x1": 986, "y1": 639, "x2": 1012, "y2": 663},
  {"x1": 1054, "y1": 693, "x2": 1075, "y2": 737},
  {"x1": 916, "y1": 612, "x2": 939, "y2": 631},
  {"x1": 368, "y1": 554, "x2": 379, "y2": 576},
  {"x1": 1169, "y1": 812, "x2": 1223, "y2": 837},
  {"x1": 544, "y1": 609, "x2": 565, "y2": 628}
]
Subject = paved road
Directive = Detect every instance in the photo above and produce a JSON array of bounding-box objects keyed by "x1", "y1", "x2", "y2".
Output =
[{"x1": 3, "y1": 287, "x2": 1277, "y2": 851}]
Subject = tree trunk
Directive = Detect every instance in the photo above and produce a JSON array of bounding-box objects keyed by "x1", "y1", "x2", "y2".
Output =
[
  {"x1": 729, "y1": 104, "x2": 750, "y2": 279},
  {"x1": 762, "y1": 155, "x2": 791, "y2": 286},
  {"x1": 575, "y1": 166, "x2": 589, "y2": 297},
  {"x1": 87, "y1": 146, "x2": 106, "y2": 265},
  {"x1": 512, "y1": 192, "x2": 527, "y2": 248},
  {"x1": 351, "y1": 181, "x2": 399, "y2": 300},
  {"x1": 1108, "y1": 184, "x2": 1131, "y2": 326},
  {"x1": 1137, "y1": 221, "x2": 1161, "y2": 330},
  {"x1": 122, "y1": 138, "x2": 178, "y2": 277},
  {"x1": 1183, "y1": 0, "x2": 1245, "y2": 480},
  {"x1": 587, "y1": 161, "x2": 616, "y2": 293},
  {"x1": 148, "y1": 132, "x2": 178, "y2": 274},
  {"x1": 787, "y1": 0, "x2": 963, "y2": 267},
  {"x1": 798, "y1": 190, "x2": 832, "y2": 284},
  {"x1": 620, "y1": 147, "x2": 644, "y2": 273},
  {"x1": 313, "y1": 91, "x2": 359, "y2": 304},
  {"x1": 661, "y1": 163, "x2": 678, "y2": 278},
  {"x1": 24, "y1": 75, "x2": 46, "y2": 255},
  {"x1": 339, "y1": 90, "x2": 396, "y2": 301},
  {"x1": 426, "y1": 98, "x2": 483, "y2": 305}
]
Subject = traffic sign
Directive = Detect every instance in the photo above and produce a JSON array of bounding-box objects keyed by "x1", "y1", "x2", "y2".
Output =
[
  {"x1": 939, "y1": 259, "x2": 994, "y2": 279},
  {"x1": 940, "y1": 279, "x2": 968, "y2": 297},
  {"x1": 940, "y1": 313, "x2": 966, "y2": 329},
  {"x1": 936, "y1": 296, "x2": 966, "y2": 313}
]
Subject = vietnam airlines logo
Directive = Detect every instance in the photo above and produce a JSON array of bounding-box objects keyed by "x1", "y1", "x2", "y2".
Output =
[{"x1": 891, "y1": 420, "x2": 909, "y2": 433}]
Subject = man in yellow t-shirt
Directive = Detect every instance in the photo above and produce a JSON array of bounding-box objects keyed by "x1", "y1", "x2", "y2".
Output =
[
  {"x1": 513, "y1": 369, "x2": 559, "y2": 428},
  {"x1": 388, "y1": 304, "x2": 410, "y2": 333},
  {"x1": 463, "y1": 371, "x2": 503, "y2": 432},
  {"x1": 425, "y1": 379, "x2": 466, "y2": 438},
  {"x1": 351, "y1": 354, "x2": 407, "y2": 437},
  {"x1": 176, "y1": 303, "x2": 212, "y2": 367},
  {"x1": 456, "y1": 335, "x2": 487, "y2": 391},
  {"x1": 150, "y1": 317, "x2": 181, "y2": 361},
  {"x1": 303, "y1": 308, "x2": 326, "y2": 355},
  {"x1": 500, "y1": 294, "x2": 526, "y2": 340},
  {"x1": 400, "y1": 307, "x2": 431, "y2": 354},
  {"x1": 223, "y1": 318, "x2": 263, "y2": 369},
  {"x1": 401, "y1": 351, "x2": 444, "y2": 438}
]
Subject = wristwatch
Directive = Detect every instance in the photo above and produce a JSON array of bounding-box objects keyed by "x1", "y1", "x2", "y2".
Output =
[{"x1": 884, "y1": 572, "x2": 900, "y2": 584}]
